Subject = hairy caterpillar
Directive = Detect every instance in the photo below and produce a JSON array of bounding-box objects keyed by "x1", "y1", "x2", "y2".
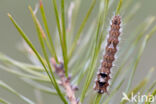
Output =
[{"x1": 94, "y1": 15, "x2": 121, "y2": 94}]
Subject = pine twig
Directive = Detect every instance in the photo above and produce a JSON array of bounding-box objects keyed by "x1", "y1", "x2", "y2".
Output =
[{"x1": 51, "y1": 58, "x2": 78, "y2": 104}]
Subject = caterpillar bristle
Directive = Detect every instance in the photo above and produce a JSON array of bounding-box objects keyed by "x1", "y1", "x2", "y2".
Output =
[{"x1": 94, "y1": 15, "x2": 121, "y2": 94}]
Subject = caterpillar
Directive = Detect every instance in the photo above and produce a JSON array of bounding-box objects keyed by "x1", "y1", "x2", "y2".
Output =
[{"x1": 94, "y1": 15, "x2": 121, "y2": 94}]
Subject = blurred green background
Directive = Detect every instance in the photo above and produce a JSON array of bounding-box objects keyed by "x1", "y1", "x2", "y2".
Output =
[{"x1": 0, "y1": 0, "x2": 156, "y2": 104}]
